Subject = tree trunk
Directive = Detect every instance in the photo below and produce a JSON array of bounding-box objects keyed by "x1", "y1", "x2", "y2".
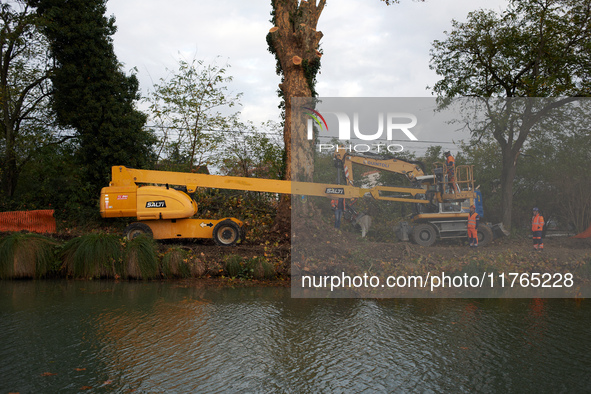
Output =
[
  {"x1": 500, "y1": 146, "x2": 519, "y2": 232},
  {"x1": 1, "y1": 108, "x2": 18, "y2": 198},
  {"x1": 268, "y1": 0, "x2": 325, "y2": 232}
]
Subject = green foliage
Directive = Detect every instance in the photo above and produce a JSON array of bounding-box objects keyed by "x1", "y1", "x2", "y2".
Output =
[
  {"x1": 0, "y1": 233, "x2": 58, "y2": 279},
  {"x1": 146, "y1": 56, "x2": 242, "y2": 172},
  {"x1": 160, "y1": 246, "x2": 191, "y2": 279},
  {"x1": 61, "y1": 233, "x2": 122, "y2": 278},
  {"x1": 430, "y1": 0, "x2": 591, "y2": 229},
  {"x1": 123, "y1": 235, "x2": 158, "y2": 280},
  {"x1": 0, "y1": 0, "x2": 54, "y2": 198},
  {"x1": 220, "y1": 121, "x2": 284, "y2": 179},
  {"x1": 430, "y1": 0, "x2": 591, "y2": 98},
  {"x1": 513, "y1": 107, "x2": 591, "y2": 232},
  {"x1": 2, "y1": 140, "x2": 105, "y2": 228},
  {"x1": 224, "y1": 255, "x2": 244, "y2": 278},
  {"x1": 33, "y1": 0, "x2": 155, "y2": 197}
]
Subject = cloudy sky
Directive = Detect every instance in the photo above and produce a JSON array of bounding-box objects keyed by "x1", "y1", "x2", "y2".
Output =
[{"x1": 106, "y1": 0, "x2": 509, "y2": 148}]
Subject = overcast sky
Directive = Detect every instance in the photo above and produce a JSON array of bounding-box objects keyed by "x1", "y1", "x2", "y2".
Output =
[{"x1": 106, "y1": 0, "x2": 509, "y2": 149}]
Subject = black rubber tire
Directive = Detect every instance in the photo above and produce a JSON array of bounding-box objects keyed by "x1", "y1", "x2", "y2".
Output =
[
  {"x1": 213, "y1": 220, "x2": 241, "y2": 246},
  {"x1": 477, "y1": 224, "x2": 494, "y2": 247},
  {"x1": 125, "y1": 222, "x2": 153, "y2": 241},
  {"x1": 412, "y1": 223, "x2": 437, "y2": 247}
]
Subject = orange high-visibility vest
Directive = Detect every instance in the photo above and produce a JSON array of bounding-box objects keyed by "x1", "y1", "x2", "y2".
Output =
[
  {"x1": 446, "y1": 154, "x2": 455, "y2": 167},
  {"x1": 532, "y1": 214, "x2": 544, "y2": 231},
  {"x1": 467, "y1": 212, "x2": 479, "y2": 229}
]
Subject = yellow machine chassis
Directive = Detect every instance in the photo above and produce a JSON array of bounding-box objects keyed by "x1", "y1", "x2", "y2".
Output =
[{"x1": 139, "y1": 217, "x2": 243, "y2": 240}]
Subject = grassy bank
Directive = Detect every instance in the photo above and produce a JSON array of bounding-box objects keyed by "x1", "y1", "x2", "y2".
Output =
[
  {"x1": 3, "y1": 218, "x2": 591, "y2": 285},
  {"x1": 0, "y1": 231, "x2": 290, "y2": 281}
]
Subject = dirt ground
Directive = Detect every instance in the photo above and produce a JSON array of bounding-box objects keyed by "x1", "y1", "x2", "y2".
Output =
[
  {"x1": 6, "y1": 215, "x2": 589, "y2": 284},
  {"x1": 288, "y1": 214, "x2": 591, "y2": 283}
]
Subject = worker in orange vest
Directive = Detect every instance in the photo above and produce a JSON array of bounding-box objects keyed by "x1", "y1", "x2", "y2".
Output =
[
  {"x1": 444, "y1": 151, "x2": 457, "y2": 193},
  {"x1": 467, "y1": 204, "x2": 480, "y2": 247},
  {"x1": 532, "y1": 207, "x2": 545, "y2": 250}
]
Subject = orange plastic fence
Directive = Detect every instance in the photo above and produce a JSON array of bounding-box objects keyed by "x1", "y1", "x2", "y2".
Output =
[
  {"x1": 573, "y1": 223, "x2": 591, "y2": 239},
  {"x1": 0, "y1": 210, "x2": 56, "y2": 234}
]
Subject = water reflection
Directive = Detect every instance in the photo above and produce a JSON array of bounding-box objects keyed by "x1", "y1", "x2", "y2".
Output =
[{"x1": 0, "y1": 281, "x2": 589, "y2": 393}]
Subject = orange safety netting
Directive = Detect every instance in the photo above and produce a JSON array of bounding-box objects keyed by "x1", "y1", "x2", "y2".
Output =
[
  {"x1": 573, "y1": 223, "x2": 591, "y2": 239},
  {"x1": 0, "y1": 210, "x2": 56, "y2": 234}
]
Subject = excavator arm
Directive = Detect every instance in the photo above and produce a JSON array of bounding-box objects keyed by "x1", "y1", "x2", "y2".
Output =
[{"x1": 333, "y1": 150, "x2": 432, "y2": 188}]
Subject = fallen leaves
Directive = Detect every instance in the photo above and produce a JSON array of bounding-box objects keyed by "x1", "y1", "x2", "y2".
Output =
[{"x1": 40, "y1": 372, "x2": 57, "y2": 377}]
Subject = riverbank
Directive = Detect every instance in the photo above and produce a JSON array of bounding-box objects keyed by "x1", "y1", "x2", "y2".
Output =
[{"x1": 2, "y1": 222, "x2": 591, "y2": 284}]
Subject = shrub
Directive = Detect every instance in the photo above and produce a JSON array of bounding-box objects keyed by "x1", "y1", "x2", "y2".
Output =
[
  {"x1": 124, "y1": 235, "x2": 158, "y2": 280},
  {"x1": 250, "y1": 256, "x2": 275, "y2": 280},
  {"x1": 224, "y1": 255, "x2": 245, "y2": 278},
  {"x1": 223, "y1": 254, "x2": 276, "y2": 280},
  {"x1": 61, "y1": 233, "x2": 122, "y2": 278},
  {"x1": 0, "y1": 233, "x2": 58, "y2": 279},
  {"x1": 161, "y1": 246, "x2": 191, "y2": 278}
]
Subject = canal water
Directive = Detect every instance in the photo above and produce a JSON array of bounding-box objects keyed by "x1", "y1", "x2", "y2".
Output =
[{"x1": 0, "y1": 281, "x2": 589, "y2": 393}]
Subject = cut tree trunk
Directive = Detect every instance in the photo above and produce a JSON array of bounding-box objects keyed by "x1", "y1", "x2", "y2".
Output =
[{"x1": 268, "y1": 0, "x2": 325, "y2": 233}]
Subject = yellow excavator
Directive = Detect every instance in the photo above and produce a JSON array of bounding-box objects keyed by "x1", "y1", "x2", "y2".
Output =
[{"x1": 333, "y1": 150, "x2": 496, "y2": 246}]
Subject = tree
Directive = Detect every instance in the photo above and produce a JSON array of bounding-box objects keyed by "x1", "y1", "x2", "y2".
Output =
[
  {"x1": 146, "y1": 57, "x2": 242, "y2": 173},
  {"x1": 266, "y1": 0, "x2": 411, "y2": 228},
  {"x1": 0, "y1": 0, "x2": 54, "y2": 198},
  {"x1": 266, "y1": 0, "x2": 324, "y2": 229},
  {"x1": 220, "y1": 121, "x2": 284, "y2": 179},
  {"x1": 429, "y1": 0, "x2": 591, "y2": 230},
  {"x1": 515, "y1": 104, "x2": 591, "y2": 233},
  {"x1": 33, "y1": 0, "x2": 154, "y2": 194}
]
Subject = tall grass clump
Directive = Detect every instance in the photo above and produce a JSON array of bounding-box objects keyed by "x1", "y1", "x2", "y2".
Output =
[
  {"x1": 160, "y1": 246, "x2": 191, "y2": 278},
  {"x1": 250, "y1": 256, "x2": 275, "y2": 280},
  {"x1": 223, "y1": 255, "x2": 276, "y2": 280},
  {"x1": 224, "y1": 255, "x2": 245, "y2": 278},
  {"x1": 124, "y1": 235, "x2": 158, "y2": 279},
  {"x1": 0, "y1": 233, "x2": 58, "y2": 279},
  {"x1": 61, "y1": 233, "x2": 122, "y2": 278}
]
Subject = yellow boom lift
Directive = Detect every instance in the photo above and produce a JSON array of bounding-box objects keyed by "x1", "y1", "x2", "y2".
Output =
[
  {"x1": 101, "y1": 148, "x2": 498, "y2": 247},
  {"x1": 100, "y1": 166, "x2": 431, "y2": 246}
]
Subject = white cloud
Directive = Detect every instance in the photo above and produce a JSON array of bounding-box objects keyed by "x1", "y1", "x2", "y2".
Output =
[{"x1": 107, "y1": 0, "x2": 509, "y2": 125}]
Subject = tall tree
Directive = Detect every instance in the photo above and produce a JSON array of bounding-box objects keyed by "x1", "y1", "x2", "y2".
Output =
[
  {"x1": 146, "y1": 57, "x2": 242, "y2": 173},
  {"x1": 429, "y1": 0, "x2": 591, "y2": 230},
  {"x1": 32, "y1": 0, "x2": 154, "y2": 193},
  {"x1": 0, "y1": 0, "x2": 54, "y2": 198},
  {"x1": 266, "y1": 0, "x2": 407, "y2": 228},
  {"x1": 266, "y1": 0, "x2": 324, "y2": 229}
]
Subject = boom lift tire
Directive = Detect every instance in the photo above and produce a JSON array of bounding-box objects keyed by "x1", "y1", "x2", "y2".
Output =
[
  {"x1": 477, "y1": 225, "x2": 493, "y2": 247},
  {"x1": 125, "y1": 222, "x2": 153, "y2": 240},
  {"x1": 213, "y1": 220, "x2": 241, "y2": 246},
  {"x1": 412, "y1": 223, "x2": 437, "y2": 247}
]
